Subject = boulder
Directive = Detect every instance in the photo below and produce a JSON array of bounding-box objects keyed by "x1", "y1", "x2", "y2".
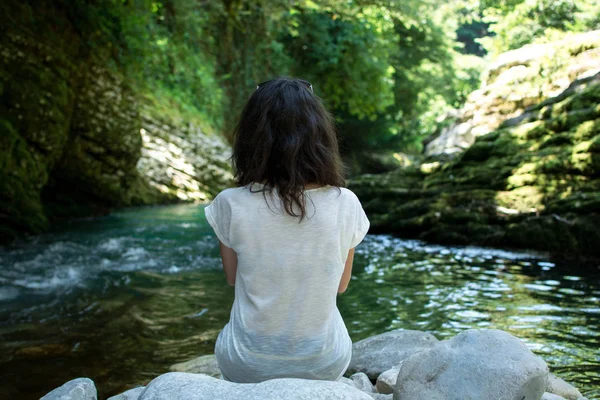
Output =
[
  {"x1": 371, "y1": 395, "x2": 393, "y2": 400},
  {"x1": 546, "y1": 373, "x2": 583, "y2": 400},
  {"x1": 394, "y1": 329, "x2": 549, "y2": 400},
  {"x1": 40, "y1": 377, "x2": 97, "y2": 400},
  {"x1": 169, "y1": 354, "x2": 222, "y2": 378},
  {"x1": 347, "y1": 330, "x2": 438, "y2": 379},
  {"x1": 107, "y1": 387, "x2": 145, "y2": 400},
  {"x1": 337, "y1": 377, "x2": 354, "y2": 386},
  {"x1": 425, "y1": 30, "x2": 600, "y2": 158},
  {"x1": 375, "y1": 365, "x2": 401, "y2": 394},
  {"x1": 349, "y1": 72, "x2": 600, "y2": 259},
  {"x1": 139, "y1": 372, "x2": 374, "y2": 400},
  {"x1": 348, "y1": 372, "x2": 375, "y2": 393},
  {"x1": 542, "y1": 393, "x2": 567, "y2": 400}
]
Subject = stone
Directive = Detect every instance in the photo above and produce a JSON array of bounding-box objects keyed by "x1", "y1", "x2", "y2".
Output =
[
  {"x1": 337, "y1": 377, "x2": 354, "y2": 386},
  {"x1": 348, "y1": 72, "x2": 600, "y2": 259},
  {"x1": 139, "y1": 372, "x2": 374, "y2": 400},
  {"x1": 546, "y1": 373, "x2": 583, "y2": 400},
  {"x1": 375, "y1": 365, "x2": 401, "y2": 394},
  {"x1": 169, "y1": 354, "x2": 221, "y2": 378},
  {"x1": 40, "y1": 377, "x2": 97, "y2": 400},
  {"x1": 347, "y1": 329, "x2": 438, "y2": 379},
  {"x1": 371, "y1": 395, "x2": 393, "y2": 400},
  {"x1": 349, "y1": 372, "x2": 375, "y2": 393},
  {"x1": 542, "y1": 393, "x2": 567, "y2": 400},
  {"x1": 107, "y1": 387, "x2": 145, "y2": 400},
  {"x1": 394, "y1": 329, "x2": 549, "y2": 400}
]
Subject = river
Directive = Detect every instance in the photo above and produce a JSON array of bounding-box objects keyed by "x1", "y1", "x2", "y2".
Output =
[{"x1": 0, "y1": 204, "x2": 598, "y2": 399}]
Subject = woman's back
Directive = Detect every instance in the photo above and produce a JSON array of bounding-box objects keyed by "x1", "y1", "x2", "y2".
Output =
[{"x1": 205, "y1": 182, "x2": 369, "y2": 382}]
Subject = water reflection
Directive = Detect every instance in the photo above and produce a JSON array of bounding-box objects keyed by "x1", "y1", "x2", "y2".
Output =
[
  {"x1": 0, "y1": 204, "x2": 598, "y2": 399},
  {"x1": 340, "y1": 235, "x2": 599, "y2": 397}
]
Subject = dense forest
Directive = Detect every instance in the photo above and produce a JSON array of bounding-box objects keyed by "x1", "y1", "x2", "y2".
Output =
[{"x1": 1, "y1": 0, "x2": 599, "y2": 247}]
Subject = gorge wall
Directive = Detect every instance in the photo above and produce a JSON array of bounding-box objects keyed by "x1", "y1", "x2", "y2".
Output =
[
  {"x1": 349, "y1": 31, "x2": 600, "y2": 259},
  {"x1": 0, "y1": 1, "x2": 232, "y2": 242}
]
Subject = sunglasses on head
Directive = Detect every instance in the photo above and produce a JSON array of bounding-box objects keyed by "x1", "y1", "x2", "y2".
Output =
[{"x1": 256, "y1": 79, "x2": 313, "y2": 93}]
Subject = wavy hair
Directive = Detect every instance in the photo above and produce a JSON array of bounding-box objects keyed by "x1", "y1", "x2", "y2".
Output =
[{"x1": 232, "y1": 76, "x2": 345, "y2": 221}]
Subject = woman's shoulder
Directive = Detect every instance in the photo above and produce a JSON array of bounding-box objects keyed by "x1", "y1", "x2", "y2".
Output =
[
  {"x1": 215, "y1": 185, "x2": 249, "y2": 197},
  {"x1": 210, "y1": 186, "x2": 247, "y2": 206},
  {"x1": 338, "y1": 187, "x2": 362, "y2": 203}
]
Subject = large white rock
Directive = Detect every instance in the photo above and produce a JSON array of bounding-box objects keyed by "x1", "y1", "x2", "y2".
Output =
[
  {"x1": 376, "y1": 365, "x2": 401, "y2": 394},
  {"x1": 542, "y1": 393, "x2": 567, "y2": 400},
  {"x1": 546, "y1": 373, "x2": 583, "y2": 400},
  {"x1": 169, "y1": 354, "x2": 221, "y2": 378},
  {"x1": 347, "y1": 329, "x2": 438, "y2": 379},
  {"x1": 139, "y1": 372, "x2": 374, "y2": 400},
  {"x1": 107, "y1": 387, "x2": 145, "y2": 400},
  {"x1": 394, "y1": 329, "x2": 549, "y2": 400},
  {"x1": 371, "y1": 394, "x2": 393, "y2": 400},
  {"x1": 337, "y1": 377, "x2": 354, "y2": 386},
  {"x1": 349, "y1": 372, "x2": 375, "y2": 393},
  {"x1": 40, "y1": 378, "x2": 97, "y2": 400}
]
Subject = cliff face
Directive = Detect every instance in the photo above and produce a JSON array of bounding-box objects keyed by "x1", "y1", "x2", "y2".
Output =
[
  {"x1": 349, "y1": 33, "x2": 600, "y2": 259},
  {"x1": 425, "y1": 31, "x2": 600, "y2": 158},
  {"x1": 0, "y1": 2, "x2": 232, "y2": 241}
]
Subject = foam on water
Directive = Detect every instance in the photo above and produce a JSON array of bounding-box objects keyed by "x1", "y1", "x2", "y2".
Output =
[{"x1": 0, "y1": 205, "x2": 222, "y2": 300}]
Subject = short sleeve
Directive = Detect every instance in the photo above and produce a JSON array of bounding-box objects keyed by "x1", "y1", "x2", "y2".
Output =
[
  {"x1": 204, "y1": 192, "x2": 232, "y2": 248},
  {"x1": 350, "y1": 196, "x2": 370, "y2": 248}
]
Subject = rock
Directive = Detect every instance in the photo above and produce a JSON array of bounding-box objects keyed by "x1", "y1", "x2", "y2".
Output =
[
  {"x1": 375, "y1": 365, "x2": 401, "y2": 394},
  {"x1": 40, "y1": 377, "x2": 97, "y2": 400},
  {"x1": 0, "y1": 5, "x2": 233, "y2": 242},
  {"x1": 542, "y1": 393, "x2": 567, "y2": 400},
  {"x1": 347, "y1": 329, "x2": 438, "y2": 379},
  {"x1": 371, "y1": 395, "x2": 393, "y2": 400},
  {"x1": 107, "y1": 387, "x2": 145, "y2": 400},
  {"x1": 425, "y1": 30, "x2": 600, "y2": 158},
  {"x1": 546, "y1": 373, "x2": 583, "y2": 400},
  {"x1": 135, "y1": 114, "x2": 233, "y2": 204},
  {"x1": 348, "y1": 71, "x2": 600, "y2": 259},
  {"x1": 139, "y1": 372, "x2": 374, "y2": 400},
  {"x1": 337, "y1": 377, "x2": 354, "y2": 386},
  {"x1": 394, "y1": 329, "x2": 549, "y2": 400},
  {"x1": 349, "y1": 372, "x2": 375, "y2": 393},
  {"x1": 169, "y1": 354, "x2": 222, "y2": 378}
]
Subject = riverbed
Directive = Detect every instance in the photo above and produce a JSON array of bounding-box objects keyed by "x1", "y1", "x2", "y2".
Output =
[{"x1": 0, "y1": 204, "x2": 598, "y2": 399}]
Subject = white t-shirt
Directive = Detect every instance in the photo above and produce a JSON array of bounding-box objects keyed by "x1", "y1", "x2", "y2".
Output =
[{"x1": 204, "y1": 182, "x2": 370, "y2": 382}]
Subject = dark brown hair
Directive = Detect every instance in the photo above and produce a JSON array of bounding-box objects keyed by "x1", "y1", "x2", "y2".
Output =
[{"x1": 232, "y1": 76, "x2": 345, "y2": 221}]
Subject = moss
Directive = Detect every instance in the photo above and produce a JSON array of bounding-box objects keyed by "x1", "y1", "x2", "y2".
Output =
[
  {"x1": 0, "y1": 120, "x2": 48, "y2": 236},
  {"x1": 504, "y1": 217, "x2": 579, "y2": 254},
  {"x1": 509, "y1": 120, "x2": 549, "y2": 140},
  {"x1": 545, "y1": 191, "x2": 600, "y2": 214},
  {"x1": 572, "y1": 119, "x2": 600, "y2": 142},
  {"x1": 538, "y1": 132, "x2": 573, "y2": 149},
  {"x1": 495, "y1": 186, "x2": 544, "y2": 212},
  {"x1": 348, "y1": 75, "x2": 600, "y2": 259}
]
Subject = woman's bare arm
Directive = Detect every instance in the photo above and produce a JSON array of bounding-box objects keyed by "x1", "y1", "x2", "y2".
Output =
[
  {"x1": 338, "y1": 248, "x2": 355, "y2": 294},
  {"x1": 219, "y1": 240, "x2": 238, "y2": 286}
]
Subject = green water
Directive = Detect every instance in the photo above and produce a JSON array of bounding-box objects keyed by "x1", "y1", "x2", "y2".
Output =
[{"x1": 0, "y1": 204, "x2": 598, "y2": 399}]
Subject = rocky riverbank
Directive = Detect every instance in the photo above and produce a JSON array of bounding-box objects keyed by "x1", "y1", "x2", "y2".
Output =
[
  {"x1": 40, "y1": 329, "x2": 590, "y2": 400},
  {"x1": 349, "y1": 31, "x2": 600, "y2": 259}
]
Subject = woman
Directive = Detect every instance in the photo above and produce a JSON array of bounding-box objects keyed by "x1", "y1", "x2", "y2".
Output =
[{"x1": 204, "y1": 76, "x2": 370, "y2": 382}]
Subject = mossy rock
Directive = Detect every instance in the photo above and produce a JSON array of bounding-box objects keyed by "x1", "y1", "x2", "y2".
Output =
[{"x1": 349, "y1": 73, "x2": 600, "y2": 259}]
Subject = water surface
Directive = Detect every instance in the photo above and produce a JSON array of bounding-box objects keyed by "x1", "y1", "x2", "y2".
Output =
[{"x1": 0, "y1": 204, "x2": 598, "y2": 399}]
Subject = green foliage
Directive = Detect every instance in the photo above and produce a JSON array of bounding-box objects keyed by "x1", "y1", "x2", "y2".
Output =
[
  {"x1": 478, "y1": 0, "x2": 600, "y2": 54},
  {"x1": 277, "y1": 1, "x2": 485, "y2": 160},
  {"x1": 282, "y1": 7, "x2": 396, "y2": 119},
  {"x1": 67, "y1": 0, "x2": 225, "y2": 132},
  {"x1": 55, "y1": 0, "x2": 490, "y2": 160}
]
